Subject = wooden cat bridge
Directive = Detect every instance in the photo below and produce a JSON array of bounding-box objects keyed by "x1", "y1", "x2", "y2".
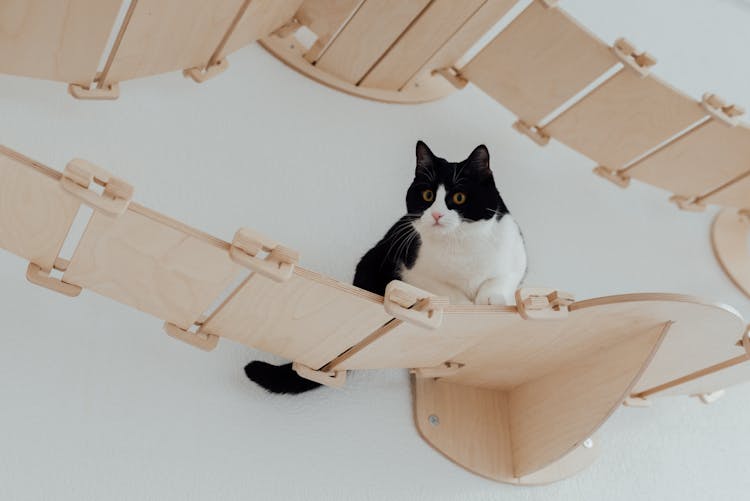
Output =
[
  {"x1": 2, "y1": 143, "x2": 749, "y2": 484},
  {"x1": 2, "y1": 0, "x2": 749, "y2": 299}
]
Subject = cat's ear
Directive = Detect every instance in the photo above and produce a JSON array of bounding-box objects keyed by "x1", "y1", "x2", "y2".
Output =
[
  {"x1": 466, "y1": 144, "x2": 492, "y2": 179},
  {"x1": 415, "y1": 140, "x2": 435, "y2": 175}
]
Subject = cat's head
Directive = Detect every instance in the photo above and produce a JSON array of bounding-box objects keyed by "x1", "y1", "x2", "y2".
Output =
[{"x1": 406, "y1": 141, "x2": 507, "y2": 238}]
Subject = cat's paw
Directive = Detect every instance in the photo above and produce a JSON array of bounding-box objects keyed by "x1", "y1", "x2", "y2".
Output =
[{"x1": 474, "y1": 291, "x2": 511, "y2": 306}]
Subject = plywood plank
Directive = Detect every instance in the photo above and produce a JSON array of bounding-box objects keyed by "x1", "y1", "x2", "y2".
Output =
[
  {"x1": 218, "y1": 0, "x2": 304, "y2": 59},
  {"x1": 104, "y1": 0, "x2": 244, "y2": 82},
  {"x1": 201, "y1": 268, "x2": 392, "y2": 369},
  {"x1": 509, "y1": 326, "x2": 665, "y2": 476},
  {"x1": 0, "y1": 146, "x2": 81, "y2": 270},
  {"x1": 626, "y1": 121, "x2": 750, "y2": 200},
  {"x1": 462, "y1": 1, "x2": 617, "y2": 125},
  {"x1": 360, "y1": 0, "x2": 485, "y2": 90},
  {"x1": 0, "y1": 0, "x2": 121, "y2": 85},
  {"x1": 333, "y1": 307, "x2": 516, "y2": 371},
  {"x1": 296, "y1": 0, "x2": 363, "y2": 60},
  {"x1": 315, "y1": 0, "x2": 431, "y2": 84},
  {"x1": 712, "y1": 209, "x2": 750, "y2": 299},
  {"x1": 543, "y1": 71, "x2": 707, "y2": 170},
  {"x1": 63, "y1": 204, "x2": 243, "y2": 330}
]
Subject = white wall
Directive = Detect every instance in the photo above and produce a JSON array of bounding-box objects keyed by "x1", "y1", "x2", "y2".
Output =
[{"x1": 1, "y1": 1, "x2": 750, "y2": 499}]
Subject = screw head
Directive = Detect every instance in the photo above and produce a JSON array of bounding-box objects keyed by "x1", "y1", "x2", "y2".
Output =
[
  {"x1": 428, "y1": 414, "x2": 440, "y2": 426},
  {"x1": 583, "y1": 438, "x2": 594, "y2": 449}
]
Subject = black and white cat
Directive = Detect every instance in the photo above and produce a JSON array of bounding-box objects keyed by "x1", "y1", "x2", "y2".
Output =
[{"x1": 245, "y1": 141, "x2": 527, "y2": 394}]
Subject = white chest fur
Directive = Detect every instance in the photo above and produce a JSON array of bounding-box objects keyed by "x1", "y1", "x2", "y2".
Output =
[{"x1": 401, "y1": 215, "x2": 527, "y2": 305}]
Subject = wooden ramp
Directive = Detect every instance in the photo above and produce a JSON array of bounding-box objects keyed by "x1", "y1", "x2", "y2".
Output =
[{"x1": 1, "y1": 144, "x2": 748, "y2": 484}]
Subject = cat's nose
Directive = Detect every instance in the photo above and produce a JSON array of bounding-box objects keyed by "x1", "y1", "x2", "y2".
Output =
[{"x1": 431, "y1": 211, "x2": 443, "y2": 223}]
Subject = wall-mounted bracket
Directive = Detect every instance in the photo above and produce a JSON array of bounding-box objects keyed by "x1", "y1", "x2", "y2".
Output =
[
  {"x1": 593, "y1": 166, "x2": 630, "y2": 188},
  {"x1": 612, "y1": 38, "x2": 656, "y2": 77},
  {"x1": 410, "y1": 362, "x2": 464, "y2": 379},
  {"x1": 669, "y1": 195, "x2": 706, "y2": 212},
  {"x1": 513, "y1": 120, "x2": 550, "y2": 146},
  {"x1": 293, "y1": 362, "x2": 346, "y2": 388},
  {"x1": 516, "y1": 287, "x2": 574, "y2": 320},
  {"x1": 230, "y1": 228, "x2": 299, "y2": 282},
  {"x1": 701, "y1": 93, "x2": 745, "y2": 127},
  {"x1": 61, "y1": 159, "x2": 133, "y2": 216},
  {"x1": 433, "y1": 67, "x2": 468, "y2": 90},
  {"x1": 384, "y1": 281, "x2": 448, "y2": 330},
  {"x1": 164, "y1": 321, "x2": 219, "y2": 351},
  {"x1": 183, "y1": 58, "x2": 229, "y2": 84},
  {"x1": 26, "y1": 258, "x2": 82, "y2": 297}
]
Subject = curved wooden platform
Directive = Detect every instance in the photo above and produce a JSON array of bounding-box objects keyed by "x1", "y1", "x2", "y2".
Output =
[
  {"x1": 1, "y1": 144, "x2": 749, "y2": 484},
  {"x1": 713, "y1": 209, "x2": 750, "y2": 299}
]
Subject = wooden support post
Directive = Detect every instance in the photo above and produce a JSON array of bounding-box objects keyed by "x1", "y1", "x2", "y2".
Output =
[
  {"x1": 513, "y1": 120, "x2": 550, "y2": 146},
  {"x1": 701, "y1": 93, "x2": 745, "y2": 127},
  {"x1": 384, "y1": 281, "x2": 448, "y2": 330},
  {"x1": 164, "y1": 321, "x2": 219, "y2": 351},
  {"x1": 612, "y1": 38, "x2": 657, "y2": 77},
  {"x1": 183, "y1": 58, "x2": 230, "y2": 84},
  {"x1": 593, "y1": 166, "x2": 630, "y2": 188},
  {"x1": 433, "y1": 67, "x2": 468, "y2": 90},
  {"x1": 26, "y1": 258, "x2": 82, "y2": 297},
  {"x1": 61, "y1": 159, "x2": 133, "y2": 216},
  {"x1": 515, "y1": 288, "x2": 574, "y2": 320},
  {"x1": 669, "y1": 195, "x2": 707, "y2": 212},
  {"x1": 68, "y1": 81, "x2": 120, "y2": 100},
  {"x1": 410, "y1": 362, "x2": 464, "y2": 379}
]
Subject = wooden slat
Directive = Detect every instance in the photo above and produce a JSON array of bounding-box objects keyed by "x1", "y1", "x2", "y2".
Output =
[
  {"x1": 217, "y1": 0, "x2": 304, "y2": 59},
  {"x1": 509, "y1": 325, "x2": 666, "y2": 476},
  {"x1": 404, "y1": 0, "x2": 518, "y2": 89},
  {"x1": 626, "y1": 121, "x2": 750, "y2": 201},
  {"x1": 0, "y1": 0, "x2": 121, "y2": 85},
  {"x1": 333, "y1": 307, "x2": 515, "y2": 371},
  {"x1": 296, "y1": 0, "x2": 363, "y2": 60},
  {"x1": 201, "y1": 268, "x2": 392, "y2": 369},
  {"x1": 104, "y1": 0, "x2": 245, "y2": 83},
  {"x1": 360, "y1": 0, "x2": 485, "y2": 90},
  {"x1": 63, "y1": 204, "x2": 243, "y2": 330},
  {"x1": 462, "y1": 1, "x2": 617, "y2": 125},
  {"x1": 315, "y1": 0, "x2": 431, "y2": 84},
  {"x1": 0, "y1": 146, "x2": 81, "y2": 270},
  {"x1": 543, "y1": 70, "x2": 707, "y2": 170}
]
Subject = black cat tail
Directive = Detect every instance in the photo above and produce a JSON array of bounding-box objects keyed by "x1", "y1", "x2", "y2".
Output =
[{"x1": 244, "y1": 361, "x2": 322, "y2": 394}]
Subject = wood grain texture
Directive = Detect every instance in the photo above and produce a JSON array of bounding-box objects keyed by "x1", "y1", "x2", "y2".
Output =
[
  {"x1": 0, "y1": 146, "x2": 81, "y2": 270},
  {"x1": 509, "y1": 324, "x2": 666, "y2": 476},
  {"x1": 315, "y1": 0, "x2": 431, "y2": 84},
  {"x1": 712, "y1": 209, "x2": 750, "y2": 299},
  {"x1": 296, "y1": 0, "x2": 363, "y2": 59},
  {"x1": 360, "y1": 0, "x2": 485, "y2": 90},
  {"x1": 104, "y1": 0, "x2": 244, "y2": 82},
  {"x1": 404, "y1": 0, "x2": 518, "y2": 89},
  {"x1": 63, "y1": 204, "x2": 243, "y2": 330},
  {"x1": 543, "y1": 71, "x2": 707, "y2": 169},
  {"x1": 217, "y1": 0, "x2": 304, "y2": 59},
  {"x1": 462, "y1": 1, "x2": 617, "y2": 125},
  {"x1": 627, "y1": 121, "x2": 750, "y2": 201},
  {"x1": 0, "y1": 0, "x2": 121, "y2": 85},
  {"x1": 201, "y1": 267, "x2": 391, "y2": 369}
]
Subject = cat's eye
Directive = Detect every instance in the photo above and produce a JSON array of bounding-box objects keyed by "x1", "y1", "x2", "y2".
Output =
[
  {"x1": 422, "y1": 189, "x2": 434, "y2": 202},
  {"x1": 453, "y1": 192, "x2": 467, "y2": 205}
]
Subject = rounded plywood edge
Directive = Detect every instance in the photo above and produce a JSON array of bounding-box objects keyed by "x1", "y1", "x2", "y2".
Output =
[
  {"x1": 259, "y1": 35, "x2": 457, "y2": 104},
  {"x1": 712, "y1": 208, "x2": 750, "y2": 299}
]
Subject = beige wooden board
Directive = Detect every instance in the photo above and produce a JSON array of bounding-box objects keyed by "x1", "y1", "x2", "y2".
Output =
[
  {"x1": 360, "y1": 0, "x2": 485, "y2": 90},
  {"x1": 0, "y1": 146, "x2": 81, "y2": 270},
  {"x1": 63, "y1": 204, "x2": 243, "y2": 330},
  {"x1": 296, "y1": 0, "x2": 362, "y2": 56},
  {"x1": 509, "y1": 326, "x2": 665, "y2": 476},
  {"x1": 201, "y1": 267, "x2": 392, "y2": 369},
  {"x1": 260, "y1": 34, "x2": 455, "y2": 103},
  {"x1": 712, "y1": 209, "x2": 750, "y2": 299},
  {"x1": 315, "y1": 0, "x2": 431, "y2": 84},
  {"x1": 0, "y1": 0, "x2": 121, "y2": 85},
  {"x1": 462, "y1": 1, "x2": 617, "y2": 125},
  {"x1": 626, "y1": 121, "x2": 750, "y2": 200},
  {"x1": 543, "y1": 70, "x2": 707, "y2": 170},
  {"x1": 217, "y1": 0, "x2": 304, "y2": 59},
  {"x1": 404, "y1": 0, "x2": 518, "y2": 89},
  {"x1": 333, "y1": 306, "x2": 516, "y2": 371},
  {"x1": 104, "y1": 0, "x2": 244, "y2": 82}
]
